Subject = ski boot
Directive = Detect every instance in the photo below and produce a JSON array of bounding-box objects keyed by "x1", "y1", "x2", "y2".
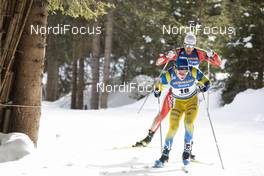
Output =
[
  {"x1": 182, "y1": 151, "x2": 191, "y2": 166},
  {"x1": 153, "y1": 148, "x2": 170, "y2": 168},
  {"x1": 182, "y1": 142, "x2": 196, "y2": 173},
  {"x1": 133, "y1": 130, "x2": 154, "y2": 147},
  {"x1": 182, "y1": 151, "x2": 191, "y2": 173},
  {"x1": 182, "y1": 143, "x2": 192, "y2": 166}
]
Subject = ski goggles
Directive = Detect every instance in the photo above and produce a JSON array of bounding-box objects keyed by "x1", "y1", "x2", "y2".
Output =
[{"x1": 184, "y1": 43, "x2": 195, "y2": 48}]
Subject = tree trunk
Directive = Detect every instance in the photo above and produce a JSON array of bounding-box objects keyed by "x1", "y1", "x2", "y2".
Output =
[
  {"x1": 46, "y1": 55, "x2": 58, "y2": 101},
  {"x1": 77, "y1": 57, "x2": 84, "y2": 109},
  {"x1": 121, "y1": 58, "x2": 128, "y2": 83},
  {"x1": 90, "y1": 20, "x2": 100, "y2": 109},
  {"x1": 71, "y1": 59, "x2": 78, "y2": 109},
  {"x1": 101, "y1": 10, "x2": 114, "y2": 109},
  {"x1": 256, "y1": 64, "x2": 263, "y2": 88},
  {"x1": 11, "y1": 0, "x2": 48, "y2": 145}
]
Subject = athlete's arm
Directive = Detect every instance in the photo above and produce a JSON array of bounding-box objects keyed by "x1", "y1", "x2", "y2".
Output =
[
  {"x1": 196, "y1": 48, "x2": 222, "y2": 68},
  {"x1": 154, "y1": 69, "x2": 172, "y2": 92},
  {"x1": 191, "y1": 66, "x2": 210, "y2": 91}
]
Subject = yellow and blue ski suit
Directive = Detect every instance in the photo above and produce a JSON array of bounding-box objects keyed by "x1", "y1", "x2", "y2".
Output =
[{"x1": 157, "y1": 66, "x2": 210, "y2": 151}]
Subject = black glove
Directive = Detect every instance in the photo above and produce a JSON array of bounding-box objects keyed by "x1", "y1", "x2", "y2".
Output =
[
  {"x1": 133, "y1": 130, "x2": 155, "y2": 147},
  {"x1": 198, "y1": 83, "x2": 210, "y2": 93},
  {"x1": 154, "y1": 88, "x2": 161, "y2": 98}
]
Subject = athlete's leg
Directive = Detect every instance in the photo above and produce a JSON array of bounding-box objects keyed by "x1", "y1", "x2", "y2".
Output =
[
  {"x1": 182, "y1": 96, "x2": 199, "y2": 165},
  {"x1": 150, "y1": 90, "x2": 173, "y2": 132},
  {"x1": 158, "y1": 100, "x2": 184, "y2": 163},
  {"x1": 133, "y1": 90, "x2": 173, "y2": 147}
]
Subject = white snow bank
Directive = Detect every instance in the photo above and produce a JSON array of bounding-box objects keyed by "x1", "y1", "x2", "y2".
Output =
[
  {"x1": 0, "y1": 133, "x2": 35, "y2": 163},
  {"x1": 53, "y1": 89, "x2": 137, "y2": 109},
  {"x1": 53, "y1": 75, "x2": 154, "y2": 109},
  {"x1": 212, "y1": 88, "x2": 264, "y2": 127},
  {"x1": 223, "y1": 88, "x2": 264, "y2": 113},
  {"x1": 108, "y1": 92, "x2": 137, "y2": 107}
]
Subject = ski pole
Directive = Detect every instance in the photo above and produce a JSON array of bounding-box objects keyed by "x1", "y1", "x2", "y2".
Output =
[
  {"x1": 201, "y1": 91, "x2": 225, "y2": 169},
  {"x1": 158, "y1": 96, "x2": 163, "y2": 154},
  {"x1": 207, "y1": 61, "x2": 210, "y2": 112},
  {"x1": 137, "y1": 93, "x2": 150, "y2": 114},
  {"x1": 137, "y1": 59, "x2": 171, "y2": 114}
]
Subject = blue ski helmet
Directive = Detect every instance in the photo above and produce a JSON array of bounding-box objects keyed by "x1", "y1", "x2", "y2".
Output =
[{"x1": 175, "y1": 58, "x2": 189, "y2": 70}]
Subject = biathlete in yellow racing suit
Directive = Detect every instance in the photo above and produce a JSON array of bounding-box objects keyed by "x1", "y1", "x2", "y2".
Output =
[
  {"x1": 153, "y1": 57, "x2": 210, "y2": 168},
  {"x1": 133, "y1": 32, "x2": 221, "y2": 148}
]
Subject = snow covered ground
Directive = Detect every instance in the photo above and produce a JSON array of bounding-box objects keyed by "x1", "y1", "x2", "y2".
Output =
[
  {"x1": 0, "y1": 88, "x2": 264, "y2": 176},
  {"x1": 53, "y1": 90, "x2": 137, "y2": 109}
]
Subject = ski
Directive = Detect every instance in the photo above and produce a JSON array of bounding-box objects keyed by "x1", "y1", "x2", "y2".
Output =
[
  {"x1": 153, "y1": 159, "x2": 214, "y2": 168},
  {"x1": 112, "y1": 145, "x2": 158, "y2": 150},
  {"x1": 190, "y1": 158, "x2": 214, "y2": 166}
]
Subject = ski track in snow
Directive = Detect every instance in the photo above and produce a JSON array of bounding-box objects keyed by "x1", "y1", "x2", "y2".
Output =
[{"x1": 0, "y1": 89, "x2": 264, "y2": 176}]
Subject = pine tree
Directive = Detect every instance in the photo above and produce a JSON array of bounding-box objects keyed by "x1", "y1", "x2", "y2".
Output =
[
  {"x1": 1, "y1": 0, "x2": 110, "y2": 144},
  {"x1": 11, "y1": 0, "x2": 49, "y2": 145},
  {"x1": 222, "y1": 0, "x2": 264, "y2": 104},
  {"x1": 90, "y1": 20, "x2": 101, "y2": 109},
  {"x1": 101, "y1": 6, "x2": 114, "y2": 109}
]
